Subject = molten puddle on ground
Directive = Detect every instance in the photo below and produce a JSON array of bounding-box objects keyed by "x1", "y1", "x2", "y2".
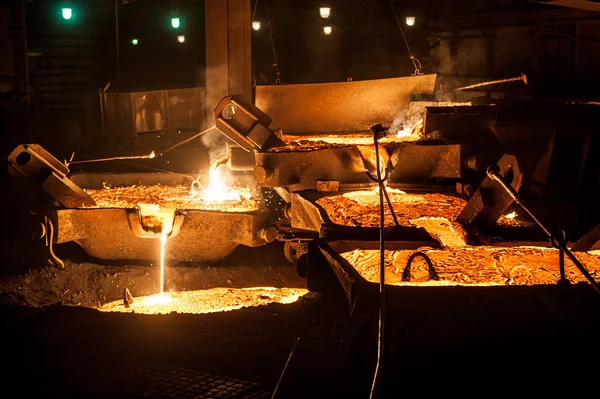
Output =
[{"x1": 100, "y1": 287, "x2": 309, "y2": 315}]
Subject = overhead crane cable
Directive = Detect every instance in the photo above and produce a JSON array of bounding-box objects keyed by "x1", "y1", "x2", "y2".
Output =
[
  {"x1": 265, "y1": 0, "x2": 281, "y2": 84},
  {"x1": 252, "y1": 0, "x2": 259, "y2": 21},
  {"x1": 387, "y1": 0, "x2": 423, "y2": 75}
]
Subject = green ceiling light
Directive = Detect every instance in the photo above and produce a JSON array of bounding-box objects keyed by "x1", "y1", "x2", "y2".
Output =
[
  {"x1": 61, "y1": 7, "x2": 73, "y2": 20},
  {"x1": 132, "y1": 38, "x2": 139, "y2": 45},
  {"x1": 171, "y1": 17, "x2": 181, "y2": 29}
]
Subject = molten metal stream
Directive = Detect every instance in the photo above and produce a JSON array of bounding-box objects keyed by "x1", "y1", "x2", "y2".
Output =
[
  {"x1": 160, "y1": 227, "x2": 168, "y2": 294},
  {"x1": 159, "y1": 213, "x2": 174, "y2": 294}
]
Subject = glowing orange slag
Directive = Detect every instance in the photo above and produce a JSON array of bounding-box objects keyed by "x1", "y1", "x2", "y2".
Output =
[{"x1": 100, "y1": 287, "x2": 309, "y2": 315}]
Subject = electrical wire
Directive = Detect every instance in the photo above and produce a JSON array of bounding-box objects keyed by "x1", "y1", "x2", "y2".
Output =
[
  {"x1": 265, "y1": 0, "x2": 281, "y2": 84},
  {"x1": 160, "y1": 126, "x2": 215, "y2": 154},
  {"x1": 387, "y1": 0, "x2": 423, "y2": 75},
  {"x1": 252, "y1": 0, "x2": 259, "y2": 21}
]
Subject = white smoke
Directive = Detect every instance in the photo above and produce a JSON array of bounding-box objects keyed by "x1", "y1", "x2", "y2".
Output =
[{"x1": 390, "y1": 101, "x2": 471, "y2": 139}]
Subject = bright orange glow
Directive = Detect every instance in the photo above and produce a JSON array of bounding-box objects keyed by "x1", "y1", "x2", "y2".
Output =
[
  {"x1": 204, "y1": 165, "x2": 241, "y2": 202},
  {"x1": 397, "y1": 117, "x2": 423, "y2": 138},
  {"x1": 100, "y1": 287, "x2": 309, "y2": 315}
]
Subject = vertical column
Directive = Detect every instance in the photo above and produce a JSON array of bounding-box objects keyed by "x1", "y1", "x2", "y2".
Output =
[
  {"x1": 205, "y1": 0, "x2": 251, "y2": 125},
  {"x1": 228, "y1": 0, "x2": 252, "y2": 100}
]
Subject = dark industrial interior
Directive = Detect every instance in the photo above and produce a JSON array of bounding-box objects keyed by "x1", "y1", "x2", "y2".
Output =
[{"x1": 3, "y1": 0, "x2": 600, "y2": 397}]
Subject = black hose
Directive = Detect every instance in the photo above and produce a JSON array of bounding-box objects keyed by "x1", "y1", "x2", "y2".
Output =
[
  {"x1": 401, "y1": 252, "x2": 438, "y2": 282},
  {"x1": 369, "y1": 125, "x2": 387, "y2": 399}
]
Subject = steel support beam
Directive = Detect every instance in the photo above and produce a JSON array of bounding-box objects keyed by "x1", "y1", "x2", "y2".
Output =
[{"x1": 205, "y1": 0, "x2": 251, "y2": 123}]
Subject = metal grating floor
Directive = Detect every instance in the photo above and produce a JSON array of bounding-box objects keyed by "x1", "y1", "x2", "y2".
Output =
[{"x1": 37, "y1": 357, "x2": 271, "y2": 398}]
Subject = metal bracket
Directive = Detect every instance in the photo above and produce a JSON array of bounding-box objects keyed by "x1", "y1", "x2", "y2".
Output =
[
  {"x1": 214, "y1": 95, "x2": 285, "y2": 152},
  {"x1": 7, "y1": 144, "x2": 96, "y2": 208},
  {"x1": 456, "y1": 153, "x2": 522, "y2": 227},
  {"x1": 40, "y1": 215, "x2": 65, "y2": 269}
]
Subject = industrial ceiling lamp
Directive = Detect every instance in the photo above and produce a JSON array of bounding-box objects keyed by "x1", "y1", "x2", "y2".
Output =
[
  {"x1": 61, "y1": 0, "x2": 73, "y2": 20},
  {"x1": 323, "y1": 26, "x2": 332, "y2": 35},
  {"x1": 405, "y1": 16, "x2": 416, "y2": 26},
  {"x1": 61, "y1": 7, "x2": 73, "y2": 20},
  {"x1": 170, "y1": 0, "x2": 181, "y2": 29},
  {"x1": 177, "y1": 35, "x2": 185, "y2": 43},
  {"x1": 319, "y1": 7, "x2": 331, "y2": 18},
  {"x1": 252, "y1": 21, "x2": 261, "y2": 30}
]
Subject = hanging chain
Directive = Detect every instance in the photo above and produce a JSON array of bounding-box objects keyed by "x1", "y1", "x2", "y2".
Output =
[
  {"x1": 265, "y1": 0, "x2": 281, "y2": 84},
  {"x1": 388, "y1": 0, "x2": 423, "y2": 75}
]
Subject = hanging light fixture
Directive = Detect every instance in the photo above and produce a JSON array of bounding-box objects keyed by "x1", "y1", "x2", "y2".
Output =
[
  {"x1": 177, "y1": 35, "x2": 185, "y2": 43},
  {"x1": 319, "y1": 7, "x2": 331, "y2": 18},
  {"x1": 131, "y1": 38, "x2": 139, "y2": 46},
  {"x1": 61, "y1": 7, "x2": 73, "y2": 20},
  {"x1": 405, "y1": 16, "x2": 416, "y2": 26},
  {"x1": 323, "y1": 26, "x2": 332, "y2": 35},
  {"x1": 252, "y1": 21, "x2": 261, "y2": 30}
]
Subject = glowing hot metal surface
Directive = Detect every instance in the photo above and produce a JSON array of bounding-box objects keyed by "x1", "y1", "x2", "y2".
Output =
[
  {"x1": 342, "y1": 247, "x2": 600, "y2": 287},
  {"x1": 100, "y1": 287, "x2": 309, "y2": 315},
  {"x1": 84, "y1": 184, "x2": 260, "y2": 213}
]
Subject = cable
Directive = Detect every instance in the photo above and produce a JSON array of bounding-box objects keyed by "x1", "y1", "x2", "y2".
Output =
[
  {"x1": 252, "y1": 0, "x2": 259, "y2": 21},
  {"x1": 265, "y1": 0, "x2": 281, "y2": 84},
  {"x1": 369, "y1": 124, "x2": 387, "y2": 399},
  {"x1": 160, "y1": 126, "x2": 215, "y2": 154},
  {"x1": 387, "y1": 0, "x2": 423, "y2": 75}
]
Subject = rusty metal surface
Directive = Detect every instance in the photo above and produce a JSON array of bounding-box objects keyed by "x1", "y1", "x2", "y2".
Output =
[
  {"x1": 7, "y1": 144, "x2": 96, "y2": 208},
  {"x1": 572, "y1": 223, "x2": 600, "y2": 252},
  {"x1": 290, "y1": 192, "x2": 327, "y2": 232},
  {"x1": 254, "y1": 142, "x2": 463, "y2": 191},
  {"x1": 254, "y1": 146, "x2": 372, "y2": 191},
  {"x1": 50, "y1": 208, "x2": 273, "y2": 263},
  {"x1": 457, "y1": 154, "x2": 523, "y2": 227},
  {"x1": 254, "y1": 74, "x2": 437, "y2": 134},
  {"x1": 214, "y1": 95, "x2": 284, "y2": 151},
  {"x1": 389, "y1": 143, "x2": 464, "y2": 182}
]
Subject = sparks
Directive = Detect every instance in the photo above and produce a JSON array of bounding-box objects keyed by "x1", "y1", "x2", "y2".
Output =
[{"x1": 204, "y1": 165, "x2": 241, "y2": 202}]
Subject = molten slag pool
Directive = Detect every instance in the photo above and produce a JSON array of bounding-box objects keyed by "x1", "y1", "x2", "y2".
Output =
[{"x1": 100, "y1": 287, "x2": 309, "y2": 315}]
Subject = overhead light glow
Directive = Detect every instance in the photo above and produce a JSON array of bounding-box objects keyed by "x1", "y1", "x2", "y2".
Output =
[
  {"x1": 405, "y1": 16, "x2": 416, "y2": 26},
  {"x1": 177, "y1": 35, "x2": 185, "y2": 43},
  {"x1": 132, "y1": 38, "x2": 139, "y2": 45},
  {"x1": 171, "y1": 17, "x2": 181, "y2": 29},
  {"x1": 252, "y1": 21, "x2": 261, "y2": 30},
  {"x1": 319, "y1": 7, "x2": 331, "y2": 18},
  {"x1": 323, "y1": 26, "x2": 332, "y2": 35},
  {"x1": 61, "y1": 7, "x2": 73, "y2": 20}
]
